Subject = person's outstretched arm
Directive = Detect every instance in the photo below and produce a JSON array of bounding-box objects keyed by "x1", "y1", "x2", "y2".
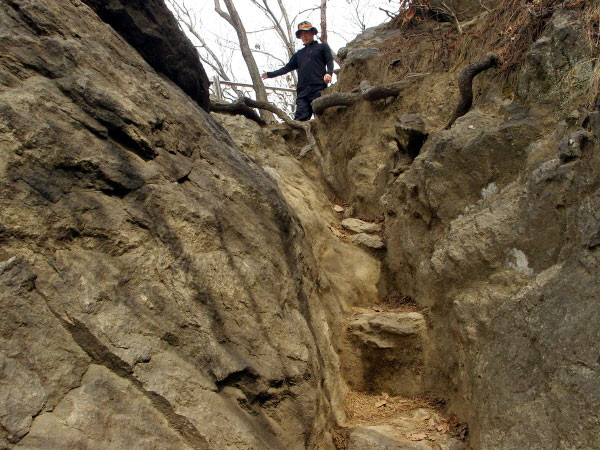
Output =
[{"x1": 262, "y1": 53, "x2": 298, "y2": 79}]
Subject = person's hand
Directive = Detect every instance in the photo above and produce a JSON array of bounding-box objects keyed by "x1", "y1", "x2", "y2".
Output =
[
  {"x1": 324, "y1": 73, "x2": 332, "y2": 84},
  {"x1": 261, "y1": 72, "x2": 269, "y2": 80}
]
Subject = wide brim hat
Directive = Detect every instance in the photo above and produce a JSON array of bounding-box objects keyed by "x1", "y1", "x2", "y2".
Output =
[{"x1": 295, "y1": 21, "x2": 318, "y2": 38}]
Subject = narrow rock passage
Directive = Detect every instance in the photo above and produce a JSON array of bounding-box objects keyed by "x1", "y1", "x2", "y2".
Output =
[{"x1": 214, "y1": 114, "x2": 468, "y2": 450}]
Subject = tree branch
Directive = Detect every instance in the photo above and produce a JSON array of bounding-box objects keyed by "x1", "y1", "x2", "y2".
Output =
[{"x1": 214, "y1": 0, "x2": 234, "y2": 26}]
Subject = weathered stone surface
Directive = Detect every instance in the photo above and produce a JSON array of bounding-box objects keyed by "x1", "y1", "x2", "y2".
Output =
[
  {"x1": 348, "y1": 425, "x2": 432, "y2": 450},
  {"x1": 0, "y1": 1, "x2": 339, "y2": 448},
  {"x1": 579, "y1": 188, "x2": 600, "y2": 249},
  {"x1": 81, "y1": 0, "x2": 210, "y2": 110},
  {"x1": 212, "y1": 113, "x2": 385, "y2": 429},
  {"x1": 380, "y1": 102, "x2": 600, "y2": 447},
  {"x1": 351, "y1": 233, "x2": 385, "y2": 249},
  {"x1": 341, "y1": 218, "x2": 382, "y2": 234},
  {"x1": 345, "y1": 48, "x2": 380, "y2": 65},
  {"x1": 517, "y1": 9, "x2": 592, "y2": 105},
  {"x1": 558, "y1": 130, "x2": 592, "y2": 163},
  {"x1": 0, "y1": 256, "x2": 90, "y2": 444},
  {"x1": 348, "y1": 312, "x2": 426, "y2": 348},
  {"x1": 19, "y1": 365, "x2": 196, "y2": 450},
  {"x1": 394, "y1": 114, "x2": 430, "y2": 161}
]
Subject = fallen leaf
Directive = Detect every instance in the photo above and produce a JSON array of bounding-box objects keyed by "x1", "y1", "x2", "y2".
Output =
[
  {"x1": 402, "y1": 6, "x2": 416, "y2": 26},
  {"x1": 333, "y1": 204, "x2": 344, "y2": 212},
  {"x1": 375, "y1": 400, "x2": 387, "y2": 408},
  {"x1": 409, "y1": 433, "x2": 428, "y2": 441}
]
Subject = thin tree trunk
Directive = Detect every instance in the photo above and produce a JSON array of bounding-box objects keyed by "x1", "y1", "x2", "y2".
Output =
[
  {"x1": 320, "y1": 0, "x2": 328, "y2": 43},
  {"x1": 215, "y1": 0, "x2": 274, "y2": 121}
]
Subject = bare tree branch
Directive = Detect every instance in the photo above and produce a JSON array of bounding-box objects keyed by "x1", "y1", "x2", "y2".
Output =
[
  {"x1": 213, "y1": 0, "x2": 234, "y2": 26},
  {"x1": 215, "y1": 0, "x2": 273, "y2": 121}
]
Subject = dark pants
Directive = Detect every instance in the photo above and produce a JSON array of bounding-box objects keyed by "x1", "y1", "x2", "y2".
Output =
[{"x1": 294, "y1": 84, "x2": 326, "y2": 121}]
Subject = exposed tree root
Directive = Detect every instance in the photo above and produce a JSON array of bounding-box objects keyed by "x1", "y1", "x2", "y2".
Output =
[
  {"x1": 312, "y1": 92, "x2": 362, "y2": 115},
  {"x1": 210, "y1": 99, "x2": 266, "y2": 125},
  {"x1": 312, "y1": 76, "x2": 424, "y2": 115},
  {"x1": 444, "y1": 53, "x2": 498, "y2": 129}
]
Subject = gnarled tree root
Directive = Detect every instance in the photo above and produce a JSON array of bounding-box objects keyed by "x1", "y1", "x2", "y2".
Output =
[
  {"x1": 211, "y1": 99, "x2": 266, "y2": 125},
  {"x1": 311, "y1": 92, "x2": 362, "y2": 115},
  {"x1": 444, "y1": 53, "x2": 498, "y2": 129},
  {"x1": 312, "y1": 76, "x2": 425, "y2": 115}
]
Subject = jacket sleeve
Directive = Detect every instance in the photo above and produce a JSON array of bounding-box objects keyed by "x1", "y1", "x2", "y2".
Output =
[
  {"x1": 267, "y1": 53, "x2": 298, "y2": 78},
  {"x1": 324, "y1": 43, "x2": 334, "y2": 75}
]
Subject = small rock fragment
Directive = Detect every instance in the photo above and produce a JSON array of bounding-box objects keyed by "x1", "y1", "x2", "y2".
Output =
[
  {"x1": 350, "y1": 233, "x2": 385, "y2": 249},
  {"x1": 341, "y1": 218, "x2": 382, "y2": 234},
  {"x1": 558, "y1": 130, "x2": 592, "y2": 163}
]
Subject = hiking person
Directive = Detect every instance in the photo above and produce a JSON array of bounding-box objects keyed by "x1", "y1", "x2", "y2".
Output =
[{"x1": 262, "y1": 21, "x2": 334, "y2": 121}]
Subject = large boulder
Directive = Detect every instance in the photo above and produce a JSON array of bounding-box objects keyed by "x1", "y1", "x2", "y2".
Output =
[
  {"x1": 0, "y1": 1, "x2": 336, "y2": 448},
  {"x1": 82, "y1": 0, "x2": 210, "y2": 110}
]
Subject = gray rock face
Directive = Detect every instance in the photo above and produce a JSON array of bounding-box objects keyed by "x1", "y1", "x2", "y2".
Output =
[
  {"x1": 395, "y1": 114, "x2": 430, "y2": 161},
  {"x1": 382, "y1": 107, "x2": 600, "y2": 447},
  {"x1": 345, "y1": 48, "x2": 380, "y2": 65},
  {"x1": 518, "y1": 9, "x2": 592, "y2": 105},
  {"x1": 0, "y1": 1, "x2": 336, "y2": 448},
  {"x1": 348, "y1": 426, "x2": 432, "y2": 450},
  {"x1": 316, "y1": 6, "x2": 599, "y2": 447}
]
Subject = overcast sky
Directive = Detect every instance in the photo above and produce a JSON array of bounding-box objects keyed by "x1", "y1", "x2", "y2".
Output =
[{"x1": 169, "y1": 0, "x2": 393, "y2": 85}]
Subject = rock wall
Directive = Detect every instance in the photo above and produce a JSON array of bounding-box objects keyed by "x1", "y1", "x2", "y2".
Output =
[
  {"x1": 314, "y1": 7, "x2": 600, "y2": 449},
  {"x1": 0, "y1": 1, "x2": 338, "y2": 448}
]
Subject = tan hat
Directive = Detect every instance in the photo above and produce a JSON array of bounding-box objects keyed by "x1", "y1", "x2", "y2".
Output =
[{"x1": 295, "y1": 21, "x2": 318, "y2": 38}]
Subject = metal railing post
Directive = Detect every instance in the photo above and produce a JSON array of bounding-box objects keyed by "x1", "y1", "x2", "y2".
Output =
[{"x1": 212, "y1": 75, "x2": 223, "y2": 100}]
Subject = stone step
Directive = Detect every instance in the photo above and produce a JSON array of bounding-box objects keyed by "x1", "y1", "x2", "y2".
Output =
[
  {"x1": 347, "y1": 311, "x2": 426, "y2": 349},
  {"x1": 348, "y1": 425, "x2": 465, "y2": 450},
  {"x1": 341, "y1": 311, "x2": 427, "y2": 396}
]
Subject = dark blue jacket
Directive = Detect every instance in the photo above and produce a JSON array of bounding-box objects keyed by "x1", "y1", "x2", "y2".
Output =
[{"x1": 267, "y1": 41, "x2": 334, "y2": 96}]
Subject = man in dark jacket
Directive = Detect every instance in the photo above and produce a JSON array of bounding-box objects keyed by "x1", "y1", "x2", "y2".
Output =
[{"x1": 262, "y1": 21, "x2": 334, "y2": 121}]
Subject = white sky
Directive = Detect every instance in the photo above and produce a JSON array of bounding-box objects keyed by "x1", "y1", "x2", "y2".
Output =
[{"x1": 170, "y1": 0, "x2": 394, "y2": 86}]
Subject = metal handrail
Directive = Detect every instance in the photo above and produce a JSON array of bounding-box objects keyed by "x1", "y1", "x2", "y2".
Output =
[{"x1": 211, "y1": 76, "x2": 295, "y2": 100}]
